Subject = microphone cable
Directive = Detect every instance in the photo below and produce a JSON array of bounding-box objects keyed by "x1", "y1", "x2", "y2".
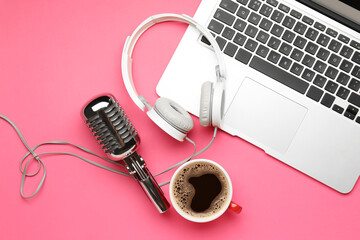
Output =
[{"x1": 0, "y1": 114, "x2": 217, "y2": 198}]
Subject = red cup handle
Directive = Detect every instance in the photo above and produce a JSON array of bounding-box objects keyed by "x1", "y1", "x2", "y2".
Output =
[{"x1": 228, "y1": 201, "x2": 242, "y2": 214}]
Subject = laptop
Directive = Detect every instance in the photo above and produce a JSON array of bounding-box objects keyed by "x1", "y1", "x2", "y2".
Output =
[{"x1": 156, "y1": 0, "x2": 360, "y2": 193}]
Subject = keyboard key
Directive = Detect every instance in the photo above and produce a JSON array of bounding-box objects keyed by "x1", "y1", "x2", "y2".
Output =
[
  {"x1": 278, "y1": 3, "x2": 290, "y2": 13},
  {"x1": 256, "y1": 30, "x2": 270, "y2": 43},
  {"x1": 220, "y1": 0, "x2": 239, "y2": 13},
  {"x1": 326, "y1": 28, "x2": 338, "y2": 38},
  {"x1": 282, "y1": 30, "x2": 296, "y2": 43},
  {"x1": 302, "y1": 15, "x2": 314, "y2": 25},
  {"x1": 245, "y1": 39, "x2": 258, "y2": 52},
  {"x1": 348, "y1": 92, "x2": 360, "y2": 108},
  {"x1": 305, "y1": 28, "x2": 319, "y2": 41},
  {"x1": 222, "y1": 27, "x2": 236, "y2": 40},
  {"x1": 313, "y1": 75, "x2": 327, "y2": 88},
  {"x1": 250, "y1": 56, "x2": 309, "y2": 94},
  {"x1": 336, "y1": 86, "x2": 350, "y2": 100},
  {"x1": 294, "y1": 22, "x2": 307, "y2": 35},
  {"x1": 256, "y1": 44, "x2": 270, "y2": 58},
  {"x1": 214, "y1": 9, "x2": 236, "y2": 26},
  {"x1": 340, "y1": 46, "x2": 354, "y2": 59},
  {"x1": 266, "y1": 0, "x2": 278, "y2": 7},
  {"x1": 290, "y1": 9, "x2": 302, "y2": 19},
  {"x1": 302, "y1": 54, "x2": 315, "y2": 68},
  {"x1": 316, "y1": 34, "x2": 330, "y2": 47},
  {"x1": 336, "y1": 72, "x2": 350, "y2": 86},
  {"x1": 349, "y1": 78, "x2": 360, "y2": 91},
  {"x1": 290, "y1": 48, "x2": 304, "y2": 61},
  {"x1": 208, "y1": 20, "x2": 224, "y2": 34},
  {"x1": 316, "y1": 62, "x2": 332, "y2": 76},
  {"x1": 267, "y1": 50, "x2": 281, "y2": 64},
  {"x1": 200, "y1": 36, "x2": 212, "y2": 46},
  {"x1": 344, "y1": 105, "x2": 358, "y2": 120},
  {"x1": 237, "y1": 0, "x2": 249, "y2": 5},
  {"x1": 338, "y1": 34, "x2": 350, "y2": 44},
  {"x1": 328, "y1": 39, "x2": 342, "y2": 53},
  {"x1": 267, "y1": 36, "x2": 281, "y2": 50},
  {"x1": 325, "y1": 80, "x2": 338, "y2": 93},
  {"x1": 201, "y1": 35, "x2": 211, "y2": 45},
  {"x1": 306, "y1": 85, "x2": 323, "y2": 102},
  {"x1": 279, "y1": 42, "x2": 292, "y2": 56},
  {"x1": 351, "y1": 52, "x2": 360, "y2": 64},
  {"x1": 302, "y1": 68, "x2": 315, "y2": 82},
  {"x1": 344, "y1": 112, "x2": 356, "y2": 120},
  {"x1": 352, "y1": 66, "x2": 360, "y2": 79},
  {"x1": 350, "y1": 40, "x2": 360, "y2": 50},
  {"x1": 259, "y1": 4, "x2": 273, "y2": 17},
  {"x1": 216, "y1": 36, "x2": 227, "y2": 50},
  {"x1": 328, "y1": 54, "x2": 341, "y2": 67},
  {"x1": 237, "y1": 6, "x2": 250, "y2": 19},
  {"x1": 235, "y1": 48, "x2": 253, "y2": 64},
  {"x1": 305, "y1": 42, "x2": 318, "y2": 55},
  {"x1": 279, "y1": 56, "x2": 292, "y2": 70},
  {"x1": 248, "y1": 12, "x2": 262, "y2": 25},
  {"x1": 234, "y1": 18, "x2": 247, "y2": 32},
  {"x1": 224, "y1": 42, "x2": 238, "y2": 57},
  {"x1": 332, "y1": 104, "x2": 344, "y2": 114},
  {"x1": 245, "y1": 25, "x2": 258, "y2": 38},
  {"x1": 294, "y1": 36, "x2": 307, "y2": 49},
  {"x1": 321, "y1": 93, "x2": 335, "y2": 108},
  {"x1": 259, "y1": 18, "x2": 273, "y2": 31},
  {"x1": 316, "y1": 48, "x2": 330, "y2": 61},
  {"x1": 344, "y1": 108, "x2": 356, "y2": 123},
  {"x1": 356, "y1": 117, "x2": 360, "y2": 124},
  {"x1": 233, "y1": 32, "x2": 247, "y2": 46},
  {"x1": 314, "y1": 22, "x2": 326, "y2": 31},
  {"x1": 290, "y1": 62, "x2": 304, "y2": 76},
  {"x1": 282, "y1": 16, "x2": 296, "y2": 29},
  {"x1": 313, "y1": 60, "x2": 327, "y2": 73},
  {"x1": 248, "y1": 0, "x2": 262, "y2": 11},
  {"x1": 339, "y1": 59, "x2": 353, "y2": 73},
  {"x1": 271, "y1": 24, "x2": 284, "y2": 37},
  {"x1": 325, "y1": 66, "x2": 339, "y2": 80},
  {"x1": 271, "y1": 10, "x2": 284, "y2": 23}
]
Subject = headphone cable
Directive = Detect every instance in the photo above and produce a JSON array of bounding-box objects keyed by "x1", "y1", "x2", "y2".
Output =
[{"x1": 155, "y1": 127, "x2": 218, "y2": 186}]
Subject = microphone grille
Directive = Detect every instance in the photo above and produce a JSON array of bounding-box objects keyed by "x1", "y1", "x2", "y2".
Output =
[{"x1": 83, "y1": 95, "x2": 140, "y2": 159}]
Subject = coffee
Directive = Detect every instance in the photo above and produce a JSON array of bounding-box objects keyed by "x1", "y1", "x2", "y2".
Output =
[{"x1": 171, "y1": 161, "x2": 229, "y2": 218}]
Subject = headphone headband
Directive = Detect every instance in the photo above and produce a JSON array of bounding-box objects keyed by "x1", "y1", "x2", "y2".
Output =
[{"x1": 121, "y1": 13, "x2": 227, "y2": 111}]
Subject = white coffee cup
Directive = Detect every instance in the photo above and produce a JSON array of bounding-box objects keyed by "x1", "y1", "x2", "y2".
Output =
[{"x1": 169, "y1": 159, "x2": 241, "y2": 223}]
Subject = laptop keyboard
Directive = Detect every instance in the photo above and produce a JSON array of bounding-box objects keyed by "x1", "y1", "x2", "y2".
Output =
[{"x1": 201, "y1": 0, "x2": 360, "y2": 124}]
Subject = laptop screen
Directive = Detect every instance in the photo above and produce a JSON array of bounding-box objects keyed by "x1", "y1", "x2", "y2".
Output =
[
  {"x1": 311, "y1": 0, "x2": 360, "y2": 25},
  {"x1": 296, "y1": 0, "x2": 360, "y2": 32}
]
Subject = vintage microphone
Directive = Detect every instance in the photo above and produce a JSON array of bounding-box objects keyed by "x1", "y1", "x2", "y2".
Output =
[{"x1": 82, "y1": 94, "x2": 170, "y2": 213}]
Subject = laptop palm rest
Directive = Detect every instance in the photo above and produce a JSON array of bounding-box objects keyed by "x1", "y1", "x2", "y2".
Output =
[{"x1": 223, "y1": 78, "x2": 308, "y2": 153}]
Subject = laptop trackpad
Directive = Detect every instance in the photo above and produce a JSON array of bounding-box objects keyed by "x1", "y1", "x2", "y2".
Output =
[{"x1": 224, "y1": 78, "x2": 307, "y2": 153}]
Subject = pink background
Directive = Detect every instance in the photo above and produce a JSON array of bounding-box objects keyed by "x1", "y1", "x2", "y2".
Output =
[{"x1": 0, "y1": 0, "x2": 359, "y2": 239}]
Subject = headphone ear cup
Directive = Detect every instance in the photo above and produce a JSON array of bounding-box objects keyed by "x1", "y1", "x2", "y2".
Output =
[
  {"x1": 154, "y1": 98, "x2": 194, "y2": 133},
  {"x1": 199, "y1": 81, "x2": 213, "y2": 127}
]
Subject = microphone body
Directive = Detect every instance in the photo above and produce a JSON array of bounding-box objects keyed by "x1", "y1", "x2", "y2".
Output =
[{"x1": 82, "y1": 94, "x2": 170, "y2": 213}]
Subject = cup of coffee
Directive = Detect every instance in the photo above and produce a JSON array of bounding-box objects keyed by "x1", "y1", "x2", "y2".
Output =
[{"x1": 169, "y1": 159, "x2": 241, "y2": 222}]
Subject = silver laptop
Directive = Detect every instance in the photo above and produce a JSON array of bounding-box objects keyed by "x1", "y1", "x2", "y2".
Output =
[{"x1": 157, "y1": 0, "x2": 360, "y2": 193}]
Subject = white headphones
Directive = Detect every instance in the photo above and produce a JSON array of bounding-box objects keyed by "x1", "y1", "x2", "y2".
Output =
[{"x1": 121, "y1": 14, "x2": 227, "y2": 142}]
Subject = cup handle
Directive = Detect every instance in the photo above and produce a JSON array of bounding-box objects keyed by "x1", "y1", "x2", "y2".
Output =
[{"x1": 228, "y1": 201, "x2": 242, "y2": 214}]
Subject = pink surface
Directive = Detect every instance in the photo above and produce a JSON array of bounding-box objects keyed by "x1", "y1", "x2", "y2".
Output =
[{"x1": 0, "y1": 0, "x2": 359, "y2": 239}]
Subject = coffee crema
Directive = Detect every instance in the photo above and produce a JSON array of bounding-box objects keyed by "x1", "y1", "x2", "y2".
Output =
[{"x1": 171, "y1": 161, "x2": 229, "y2": 218}]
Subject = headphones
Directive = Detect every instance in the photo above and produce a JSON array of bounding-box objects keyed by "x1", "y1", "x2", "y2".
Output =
[{"x1": 121, "y1": 14, "x2": 227, "y2": 142}]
